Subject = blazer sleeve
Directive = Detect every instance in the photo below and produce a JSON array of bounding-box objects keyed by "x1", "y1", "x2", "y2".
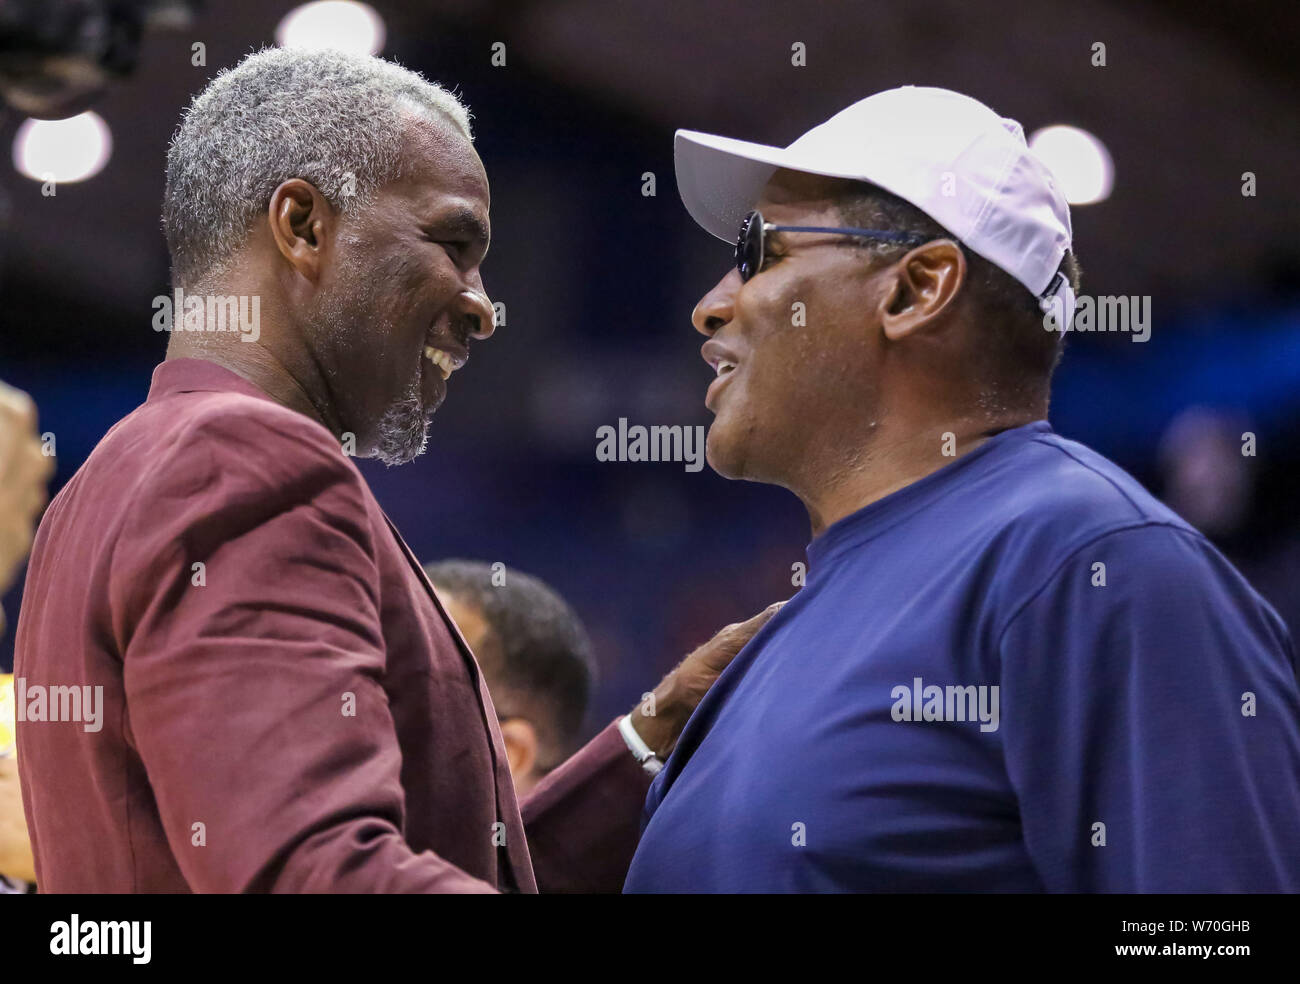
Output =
[
  {"x1": 110, "y1": 402, "x2": 497, "y2": 893},
  {"x1": 522, "y1": 718, "x2": 652, "y2": 893}
]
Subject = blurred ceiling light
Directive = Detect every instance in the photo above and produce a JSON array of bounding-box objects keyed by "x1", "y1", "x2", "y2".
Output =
[
  {"x1": 1028, "y1": 125, "x2": 1114, "y2": 205},
  {"x1": 276, "y1": 1, "x2": 386, "y2": 55},
  {"x1": 12, "y1": 112, "x2": 112, "y2": 184}
]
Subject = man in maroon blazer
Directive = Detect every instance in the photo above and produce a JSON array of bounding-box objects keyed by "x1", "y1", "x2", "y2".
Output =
[{"x1": 13, "y1": 47, "x2": 776, "y2": 893}]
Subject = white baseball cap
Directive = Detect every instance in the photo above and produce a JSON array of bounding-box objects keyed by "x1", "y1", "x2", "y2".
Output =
[{"x1": 675, "y1": 85, "x2": 1075, "y2": 324}]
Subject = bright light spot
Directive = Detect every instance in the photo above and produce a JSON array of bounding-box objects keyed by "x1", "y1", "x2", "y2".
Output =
[
  {"x1": 276, "y1": 1, "x2": 386, "y2": 55},
  {"x1": 1029, "y1": 125, "x2": 1114, "y2": 205},
  {"x1": 13, "y1": 112, "x2": 112, "y2": 183}
]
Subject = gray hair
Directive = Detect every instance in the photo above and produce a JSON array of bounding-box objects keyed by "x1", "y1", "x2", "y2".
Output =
[{"x1": 163, "y1": 46, "x2": 472, "y2": 287}]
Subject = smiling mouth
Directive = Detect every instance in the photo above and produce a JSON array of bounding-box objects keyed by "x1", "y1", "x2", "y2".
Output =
[
  {"x1": 705, "y1": 360, "x2": 740, "y2": 413},
  {"x1": 423, "y1": 344, "x2": 464, "y2": 380}
]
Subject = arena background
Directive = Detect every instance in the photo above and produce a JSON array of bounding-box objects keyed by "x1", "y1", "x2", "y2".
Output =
[{"x1": 1, "y1": 0, "x2": 1298, "y2": 735}]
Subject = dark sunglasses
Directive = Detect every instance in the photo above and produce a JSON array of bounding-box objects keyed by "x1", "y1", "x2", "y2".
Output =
[{"x1": 734, "y1": 209, "x2": 931, "y2": 282}]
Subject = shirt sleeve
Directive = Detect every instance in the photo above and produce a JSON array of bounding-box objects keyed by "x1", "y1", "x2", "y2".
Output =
[
  {"x1": 521, "y1": 718, "x2": 652, "y2": 893},
  {"x1": 110, "y1": 404, "x2": 496, "y2": 893},
  {"x1": 998, "y1": 523, "x2": 1300, "y2": 892}
]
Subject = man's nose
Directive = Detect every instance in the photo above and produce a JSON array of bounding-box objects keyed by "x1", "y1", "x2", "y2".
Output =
[
  {"x1": 455, "y1": 286, "x2": 496, "y2": 341},
  {"x1": 692, "y1": 268, "x2": 741, "y2": 337}
]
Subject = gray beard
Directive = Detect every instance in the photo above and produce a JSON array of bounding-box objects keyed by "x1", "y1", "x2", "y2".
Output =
[
  {"x1": 373, "y1": 375, "x2": 430, "y2": 466},
  {"x1": 305, "y1": 262, "x2": 431, "y2": 467}
]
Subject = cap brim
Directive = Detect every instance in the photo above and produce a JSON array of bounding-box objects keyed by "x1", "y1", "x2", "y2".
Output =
[{"x1": 674, "y1": 130, "x2": 794, "y2": 242}]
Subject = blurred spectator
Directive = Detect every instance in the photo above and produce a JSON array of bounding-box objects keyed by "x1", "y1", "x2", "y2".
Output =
[
  {"x1": 0, "y1": 381, "x2": 54, "y2": 633},
  {"x1": 1, "y1": 673, "x2": 35, "y2": 891},
  {"x1": 1157, "y1": 406, "x2": 1255, "y2": 539},
  {"x1": 0, "y1": 379, "x2": 51, "y2": 892},
  {"x1": 1157, "y1": 405, "x2": 1300, "y2": 648},
  {"x1": 424, "y1": 560, "x2": 595, "y2": 796}
]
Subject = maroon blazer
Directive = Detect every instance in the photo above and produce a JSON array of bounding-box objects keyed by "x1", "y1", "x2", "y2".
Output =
[{"x1": 15, "y1": 359, "x2": 649, "y2": 893}]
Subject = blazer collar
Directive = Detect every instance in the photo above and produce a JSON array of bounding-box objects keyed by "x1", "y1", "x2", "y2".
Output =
[{"x1": 146, "y1": 357, "x2": 282, "y2": 405}]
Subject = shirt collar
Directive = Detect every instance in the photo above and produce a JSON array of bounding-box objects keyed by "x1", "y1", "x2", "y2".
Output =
[
  {"x1": 145, "y1": 357, "x2": 281, "y2": 406},
  {"x1": 805, "y1": 420, "x2": 1053, "y2": 572}
]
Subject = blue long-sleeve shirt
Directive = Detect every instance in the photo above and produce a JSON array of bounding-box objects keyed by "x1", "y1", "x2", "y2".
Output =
[{"x1": 624, "y1": 421, "x2": 1300, "y2": 892}]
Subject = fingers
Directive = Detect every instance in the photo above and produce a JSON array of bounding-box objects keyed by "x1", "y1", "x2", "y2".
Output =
[
  {"x1": 748, "y1": 600, "x2": 786, "y2": 623},
  {"x1": 0, "y1": 380, "x2": 38, "y2": 431},
  {"x1": 730, "y1": 599, "x2": 786, "y2": 635},
  {"x1": 702, "y1": 600, "x2": 787, "y2": 663}
]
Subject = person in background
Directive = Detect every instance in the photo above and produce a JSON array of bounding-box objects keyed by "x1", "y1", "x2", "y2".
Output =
[
  {"x1": 1158, "y1": 405, "x2": 1300, "y2": 648},
  {"x1": 0, "y1": 380, "x2": 54, "y2": 892},
  {"x1": 0, "y1": 380, "x2": 53, "y2": 633},
  {"x1": 1, "y1": 672, "x2": 36, "y2": 891},
  {"x1": 425, "y1": 559, "x2": 594, "y2": 797}
]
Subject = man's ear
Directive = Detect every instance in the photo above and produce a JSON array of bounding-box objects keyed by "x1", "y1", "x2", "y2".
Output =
[
  {"x1": 498, "y1": 717, "x2": 540, "y2": 787},
  {"x1": 878, "y1": 239, "x2": 966, "y2": 341},
  {"x1": 267, "y1": 178, "x2": 335, "y2": 285}
]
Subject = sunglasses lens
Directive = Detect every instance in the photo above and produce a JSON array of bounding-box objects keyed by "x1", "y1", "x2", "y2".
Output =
[{"x1": 736, "y1": 211, "x2": 762, "y2": 281}]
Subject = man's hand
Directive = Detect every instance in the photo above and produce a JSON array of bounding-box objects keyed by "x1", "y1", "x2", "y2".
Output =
[
  {"x1": 0, "y1": 381, "x2": 54, "y2": 600},
  {"x1": 629, "y1": 601, "x2": 785, "y2": 759}
]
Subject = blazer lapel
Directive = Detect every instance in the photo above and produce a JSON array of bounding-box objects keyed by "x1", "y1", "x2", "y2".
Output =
[{"x1": 378, "y1": 512, "x2": 534, "y2": 892}]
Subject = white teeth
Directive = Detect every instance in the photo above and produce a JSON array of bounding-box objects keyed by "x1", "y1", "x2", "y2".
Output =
[
  {"x1": 716, "y1": 360, "x2": 736, "y2": 377},
  {"x1": 423, "y1": 345, "x2": 455, "y2": 380}
]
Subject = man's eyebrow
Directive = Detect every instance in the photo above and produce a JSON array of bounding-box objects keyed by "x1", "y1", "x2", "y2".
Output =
[{"x1": 429, "y1": 206, "x2": 490, "y2": 244}]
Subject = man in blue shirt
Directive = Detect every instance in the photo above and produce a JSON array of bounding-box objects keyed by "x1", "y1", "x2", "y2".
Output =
[{"x1": 624, "y1": 87, "x2": 1300, "y2": 892}]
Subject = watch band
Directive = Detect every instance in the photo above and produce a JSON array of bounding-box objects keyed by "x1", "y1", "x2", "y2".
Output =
[{"x1": 617, "y1": 713, "x2": 664, "y2": 776}]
